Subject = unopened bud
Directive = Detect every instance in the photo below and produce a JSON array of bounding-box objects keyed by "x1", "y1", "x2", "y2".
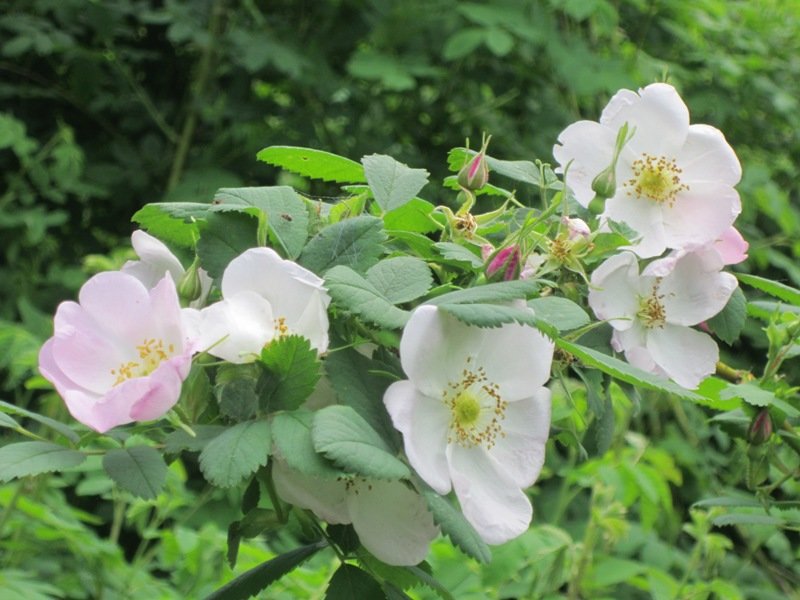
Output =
[
  {"x1": 178, "y1": 260, "x2": 204, "y2": 303},
  {"x1": 747, "y1": 409, "x2": 773, "y2": 445},
  {"x1": 591, "y1": 165, "x2": 617, "y2": 200},
  {"x1": 485, "y1": 245, "x2": 521, "y2": 282},
  {"x1": 562, "y1": 216, "x2": 591, "y2": 240},
  {"x1": 458, "y1": 152, "x2": 490, "y2": 190}
]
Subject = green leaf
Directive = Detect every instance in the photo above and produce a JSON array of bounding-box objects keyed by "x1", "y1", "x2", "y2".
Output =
[
  {"x1": 361, "y1": 154, "x2": 429, "y2": 212},
  {"x1": 695, "y1": 377, "x2": 743, "y2": 411},
  {"x1": 383, "y1": 198, "x2": 441, "y2": 234},
  {"x1": 271, "y1": 411, "x2": 344, "y2": 479},
  {"x1": 199, "y1": 421, "x2": 271, "y2": 488},
  {"x1": 366, "y1": 257, "x2": 433, "y2": 304},
  {"x1": 738, "y1": 273, "x2": 800, "y2": 306},
  {"x1": 325, "y1": 265, "x2": 410, "y2": 329},
  {"x1": 712, "y1": 512, "x2": 786, "y2": 527},
  {"x1": 325, "y1": 564, "x2": 385, "y2": 600},
  {"x1": 0, "y1": 412, "x2": 19, "y2": 430},
  {"x1": 448, "y1": 148, "x2": 543, "y2": 186},
  {"x1": 257, "y1": 146, "x2": 366, "y2": 183},
  {"x1": 102, "y1": 446, "x2": 167, "y2": 500},
  {"x1": 260, "y1": 335, "x2": 322, "y2": 411},
  {"x1": 0, "y1": 442, "x2": 85, "y2": 482},
  {"x1": 216, "y1": 374, "x2": 259, "y2": 422},
  {"x1": 312, "y1": 405, "x2": 410, "y2": 480},
  {"x1": 586, "y1": 556, "x2": 647, "y2": 589},
  {"x1": 299, "y1": 215, "x2": 387, "y2": 275},
  {"x1": 528, "y1": 296, "x2": 590, "y2": 331},
  {"x1": 0, "y1": 400, "x2": 79, "y2": 443},
  {"x1": 131, "y1": 202, "x2": 209, "y2": 247},
  {"x1": 443, "y1": 28, "x2": 486, "y2": 60},
  {"x1": 206, "y1": 542, "x2": 326, "y2": 600},
  {"x1": 213, "y1": 186, "x2": 309, "y2": 259},
  {"x1": 485, "y1": 27, "x2": 513, "y2": 56},
  {"x1": 433, "y1": 242, "x2": 483, "y2": 267},
  {"x1": 556, "y1": 340, "x2": 705, "y2": 403},
  {"x1": 707, "y1": 287, "x2": 747, "y2": 344},
  {"x1": 164, "y1": 425, "x2": 227, "y2": 454},
  {"x1": 197, "y1": 211, "x2": 259, "y2": 280},
  {"x1": 426, "y1": 280, "x2": 540, "y2": 306},
  {"x1": 438, "y1": 303, "x2": 541, "y2": 329},
  {"x1": 421, "y1": 489, "x2": 491, "y2": 563},
  {"x1": 719, "y1": 382, "x2": 775, "y2": 408}
]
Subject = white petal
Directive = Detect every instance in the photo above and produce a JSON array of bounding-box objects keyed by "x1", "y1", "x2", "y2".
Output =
[
  {"x1": 122, "y1": 230, "x2": 185, "y2": 288},
  {"x1": 383, "y1": 381, "x2": 451, "y2": 494},
  {"x1": 658, "y1": 252, "x2": 739, "y2": 326},
  {"x1": 271, "y1": 460, "x2": 350, "y2": 524},
  {"x1": 553, "y1": 120, "x2": 616, "y2": 207},
  {"x1": 348, "y1": 480, "x2": 439, "y2": 566},
  {"x1": 199, "y1": 292, "x2": 274, "y2": 363},
  {"x1": 680, "y1": 124, "x2": 741, "y2": 186},
  {"x1": 602, "y1": 195, "x2": 667, "y2": 259},
  {"x1": 588, "y1": 252, "x2": 640, "y2": 329},
  {"x1": 647, "y1": 325, "x2": 718, "y2": 389},
  {"x1": 489, "y1": 388, "x2": 551, "y2": 488},
  {"x1": 661, "y1": 181, "x2": 740, "y2": 250},
  {"x1": 447, "y1": 444, "x2": 532, "y2": 545}
]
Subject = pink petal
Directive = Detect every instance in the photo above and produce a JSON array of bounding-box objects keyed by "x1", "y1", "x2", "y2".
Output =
[{"x1": 715, "y1": 227, "x2": 748, "y2": 265}]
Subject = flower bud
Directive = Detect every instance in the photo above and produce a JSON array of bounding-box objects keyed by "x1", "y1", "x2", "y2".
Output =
[
  {"x1": 485, "y1": 246, "x2": 521, "y2": 282},
  {"x1": 591, "y1": 164, "x2": 617, "y2": 200},
  {"x1": 562, "y1": 216, "x2": 591, "y2": 240},
  {"x1": 458, "y1": 151, "x2": 490, "y2": 191},
  {"x1": 747, "y1": 409, "x2": 773, "y2": 445},
  {"x1": 178, "y1": 259, "x2": 204, "y2": 303}
]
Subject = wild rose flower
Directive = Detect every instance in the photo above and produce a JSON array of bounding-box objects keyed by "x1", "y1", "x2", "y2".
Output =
[
  {"x1": 554, "y1": 83, "x2": 741, "y2": 258},
  {"x1": 383, "y1": 305, "x2": 553, "y2": 545},
  {"x1": 199, "y1": 247, "x2": 331, "y2": 363},
  {"x1": 38, "y1": 272, "x2": 196, "y2": 433},
  {"x1": 588, "y1": 251, "x2": 738, "y2": 388},
  {"x1": 272, "y1": 459, "x2": 439, "y2": 565}
]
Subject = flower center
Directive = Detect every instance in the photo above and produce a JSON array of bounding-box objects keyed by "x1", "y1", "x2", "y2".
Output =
[
  {"x1": 274, "y1": 316, "x2": 289, "y2": 337},
  {"x1": 110, "y1": 338, "x2": 175, "y2": 386},
  {"x1": 444, "y1": 359, "x2": 507, "y2": 449},
  {"x1": 625, "y1": 153, "x2": 688, "y2": 206},
  {"x1": 637, "y1": 286, "x2": 666, "y2": 329}
]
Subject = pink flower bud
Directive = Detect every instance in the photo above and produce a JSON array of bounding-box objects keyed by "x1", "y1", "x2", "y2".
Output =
[
  {"x1": 561, "y1": 216, "x2": 591, "y2": 240},
  {"x1": 485, "y1": 245, "x2": 521, "y2": 281},
  {"x1": 747, "y1": 409, "x2": 772, "y2": 445},
  {"x1": 458, "y1": 152, "x2": 490, "y2": 190}
]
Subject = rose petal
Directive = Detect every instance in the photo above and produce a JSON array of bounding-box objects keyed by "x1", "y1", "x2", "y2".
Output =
[
  {"x1": 553, "y1": 120, "x2": 617, "y2": 207},
  {"x1": 647, "y1": 324, "x2": 718, "y2": 389},
  {"x1": 199, "y1": 291, "x2": 275, "y2": 363},
  {"x1": 588, "y1": 252, "x2": 641, "y2": 329},
  {"x1": 680, "y1": 124, "x2": 741, "y2": 186},
  {"x1": 272, "y1": 460, "x2": 350, "y2": 524}
]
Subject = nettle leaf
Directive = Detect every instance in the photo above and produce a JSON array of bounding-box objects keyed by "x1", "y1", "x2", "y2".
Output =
[
  {"x1": 383, "y1": 198, "x2": 441, "y2": 234},
  {"x1": 257, "y1": 146, "x2": 367, "y2": 184},
  {"x1": 325, "y1": 265, "x2": 410, "y2": 330},
  {"x1": 197, "y1": 211, "x2": 259, "y2": 280},
  {"x1": 102, "y1": 446, "x2": 167, "y2": 500},
  {"x1": 707, "y1": 287, "x2": 747, "y2": 345},
  {"x1": 260, "y1": 336, "x2": 321, "y2": 411},
  {"x1": 426, "y1": 280, "x2": 540, "y2": 306},
  {"x1": 557, "y1": 340, "x2": 705, "y2": 404},
  {"x1": 325, "y1": 564, "x2": 385, "y2": 600},
  {"x1": 433, "y1": 242, "x2": 483, "y2": 268},
  {"x1": 367, "y1": 257, "x2": 434, "y2": 304},
  {"x1": 438, "y1": 302, "x2": 540, "y2": 329},
  {"x1": 0, "y1": 442, "x2": 85, "y2": 482},
  {"x1": 528, "y1": 296, "x2": 590, "y2": 332},
  {"x1": 132, "y1": 202, "x2": 210, "y2": 247},
  {"x1": 738, "y1": 273, "x2": 800, "y2": 306},
  {"x1": 421, "y1": 489, "x2": 491, "y2": 563},
  {"x1": 361, "y1": 154, "x2": 429, "y2": 212},
  {"x1": 271, "y1": 411, "x2": 344, "y2": 479},
  {"x1": 213, "y1": 186, "x2": 309, "y2": 259},
  {"x1": 311, "y1": 405, "x2": 410, "y2": 480},
  {"x1": 299, "y1": 215, "x2": 387, "y2": 275},
  {"x1": 206, "y1": 541, "x2": 326, "y2": 600},
  {"x1": 199, "y1": 421, "x2": 271, "y2": 488}
]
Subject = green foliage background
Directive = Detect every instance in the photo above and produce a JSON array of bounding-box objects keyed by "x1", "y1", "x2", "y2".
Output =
[{"x1": 1, "y1": 0, "x2": 798, "y2": 598}]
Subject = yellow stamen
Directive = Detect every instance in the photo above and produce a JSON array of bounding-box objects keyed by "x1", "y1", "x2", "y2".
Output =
[{"x1": 624, "y1": 153, "x2": 688, "y2": 206}]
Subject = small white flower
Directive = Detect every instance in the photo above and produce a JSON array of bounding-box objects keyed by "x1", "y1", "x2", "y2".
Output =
[
  {"x1": 554, "y1": 83, "x2": 741, "y2": 258},
  {"x1": 272, "y1": 460, "x2": 439, "y2": 566},
  {"x1": 199, "y1": 247, "x2": 331, "y2": 363},
  {"x1": 588, "y1": 251, "x2": 738, "y2": 388},
  {"x1": 383, "y1": 305, "x2": 553, "y2": 545}
]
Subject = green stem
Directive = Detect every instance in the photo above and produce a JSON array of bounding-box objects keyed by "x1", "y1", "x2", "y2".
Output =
[{"x1": 109, "y1": 495, "x2": 126, "y2": 545}]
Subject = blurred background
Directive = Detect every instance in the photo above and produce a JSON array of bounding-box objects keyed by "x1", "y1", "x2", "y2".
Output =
[{"x1": 1, "y1": 1, "x2": 799, "y2": 597}]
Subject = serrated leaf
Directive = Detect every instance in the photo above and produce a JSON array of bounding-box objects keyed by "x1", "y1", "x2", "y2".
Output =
[
  {"x1": 719, "y1": 382, "x2": 775, "y2": 407},
  {"x1": 707, "y1": 287, "x2": 746, "y2": 344},
  {"x1": 216, "y1": 373, "x2": 259, "y2": 421},
  {"x1": 197, "y1": 211, "x2": 259, "y2": 280},
  {"x1": 325, "y1": 564, "x2": 385, "y2": 600},
  {"x1": 260, "y1": 336, "x2": 322, "y2": 411},
  {"x1": 102, "y1": 446, "x2": 167, "y2": 499},
  {"x1": 433, "y1": 242, "x2": 483, "y2": 268},
  {"x1": 257, "y1": 146, "x2": 366, "y2": 183},
  {"x1": 426, "y1": 280, "x2": 540, "y2": 306},
  {"x1": 299, "y1": 215, "x2": 387, "y2": 274},
  {"x1": 213, "y1": 186, "x2": 309, "y2": 258},
  {"x1": 312, "y1": 405, "x2": 409, "y2": 480},
  {"x1": 556, "y1": 340, "x2": 705, "y2": 403},
  {"x1": 405, "y1": 566, "x2": 456, "y2": 600},
  {"x1": 199, "y1": 421, "x2": 271, "y2": 488},
  {"x1": 438, "y1": 303, "x2": 540, "y2": 329},
  {"x1": 528, "y1": 296, "x2": 590, "y2": 331},
  {"x1": 738, "y1": 273, "x2": 800, "y2": 306},
  {"x1": 206, "y1": 542, "x2": 326, "y2": 600},
  {"x1": 0, "y1": 442, "x2": 85, "y2": 482},
  {"x1": 164, "y1": 425, "x2": 227, "y2": 453},
  {"x1": 325, "y1": 265, "x2": 410, "y2": 329},
  {"x1": 693, "y1": 496, "x2": 762, "y2": 509},
  {"x1": 712, "y1": 512, "x2": 786, "y2": 527},
  {"x1": 0, "y1": 400, "x2": 79, "y2": 443},
  {"x1": 131, "y1": 202, "x2": 209, "y2": 247},
  {"x1": 421, "y1": 489, "x2": 491, "y2": 563},
  {"x1": 362, "y1": 154, "x2": 429, "y2": 212},
  {"x1": 366, "y1": 257, "x2": 433, "y2": 304},
  {"x1": 271, "y1": 411, "x2": 345, "y2": 479}
]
